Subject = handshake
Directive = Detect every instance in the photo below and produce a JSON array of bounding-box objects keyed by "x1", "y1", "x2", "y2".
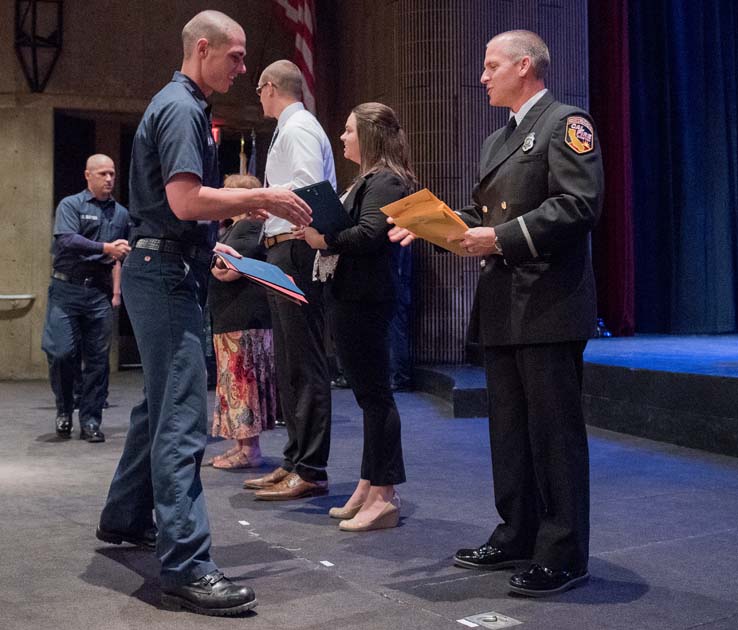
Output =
[{"x1": 103, "y1": 239, "x2": 131, "y2": 261}]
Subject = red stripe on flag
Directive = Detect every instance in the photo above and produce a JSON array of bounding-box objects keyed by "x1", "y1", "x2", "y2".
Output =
[{"x1": 273, "y1": 0, "x2": 317, "y2": 113}]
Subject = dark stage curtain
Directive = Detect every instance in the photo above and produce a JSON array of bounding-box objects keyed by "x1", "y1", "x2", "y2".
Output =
[
  {"x1": 588, "y1": 0, "x2": 636, "y2": 336},
  {"x1": 629, "y1": 0, "x2": 738, "y2": 333}
]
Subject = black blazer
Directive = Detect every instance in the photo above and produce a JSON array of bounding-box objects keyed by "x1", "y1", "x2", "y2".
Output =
[
  {"x1": 324, "y1": 170, "x2": 411, "y2": 302},
  {"x1": 458, "y1": 92, "x2": 604, "y2": 346}
]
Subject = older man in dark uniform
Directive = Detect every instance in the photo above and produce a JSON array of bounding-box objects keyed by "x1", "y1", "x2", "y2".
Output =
[
  {"x1": 42, "y1": 154, "x2": 130, "y2": 443},
  {"x1": 392, "y1": 30, "x2": 603, "y2": 597},
  {"x1": 95, "y1": 10, "x2": 311, "y2": 617}
]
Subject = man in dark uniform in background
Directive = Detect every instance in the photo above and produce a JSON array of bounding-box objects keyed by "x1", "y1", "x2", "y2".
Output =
[
  {"x1": 391, "y1": 30, "x2": 603, "y2": 597},
  {"x1": 42, "y1": 154, "x2": 130, "y2": 443},
  {"x1": 95, "y1": 10, "x2": 311, "y2": 617}
]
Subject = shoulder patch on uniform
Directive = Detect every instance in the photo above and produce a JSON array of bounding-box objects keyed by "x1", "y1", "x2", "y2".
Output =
[{"x1": 565, "y1": 116, "x2": 594, "y2": 154}]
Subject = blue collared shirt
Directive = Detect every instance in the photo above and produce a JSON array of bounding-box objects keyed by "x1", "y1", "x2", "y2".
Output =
[
  {"x1": 128, "y1": 71, "x2": 219, "y2": 248},
  {"x1": 52, "y1": 189, "x2": 130, "y2": 275}
]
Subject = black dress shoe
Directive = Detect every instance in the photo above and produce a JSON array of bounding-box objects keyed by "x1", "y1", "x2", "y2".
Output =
[
  {"x1": 80, "y1": 425, "x2": 105, "y2": 443},
  {"x1": 96, "y1": 525, "x2": 157, "y2": 550},
  {"x1": 55, "y1": 413, "x2": 73, "y2": 439},
  {"x1": 161, "y1": 570, "x2": 257, "y2": 616},
  {"x1": 454, "y1": 543, "x2": 529, "y2": 570},
  {"x1": 391, "y1": 378, "x2": 413, "y2": 392},
  {"x1": 331, "y1": 375, "x2": 350, "y2": 389},
  {"x1": 509, "y1": 563, "x2": 589, "y2": 597}
]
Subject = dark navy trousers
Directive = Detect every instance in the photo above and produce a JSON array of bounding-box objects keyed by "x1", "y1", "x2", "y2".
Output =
[
  {"x1": 99, "y1": 249, "x2": 217, "y2": 588},
  {"x1": 41, "y1": 278, "x2": 112, "y2": 428}
]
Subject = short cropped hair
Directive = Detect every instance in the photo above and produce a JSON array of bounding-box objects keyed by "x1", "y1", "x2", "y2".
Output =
[
  {"x1": 490, "y1": 30, "x2": 550, "y2": 80},
  {"x1": 182, "y1": 10, "x2": 241, "y2": 58},
  {"x1": 259, "y1": 60, "x2": 304, "y2": 101}
]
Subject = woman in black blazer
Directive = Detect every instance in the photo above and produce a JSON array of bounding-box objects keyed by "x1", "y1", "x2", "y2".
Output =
[{"x1": 303, "y1": 102, "x2": 416, "y2": 532}]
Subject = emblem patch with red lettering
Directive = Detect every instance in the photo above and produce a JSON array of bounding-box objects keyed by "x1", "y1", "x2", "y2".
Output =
[{"x1": 565, "y1": 116, "x2": 594, "y2": 154}]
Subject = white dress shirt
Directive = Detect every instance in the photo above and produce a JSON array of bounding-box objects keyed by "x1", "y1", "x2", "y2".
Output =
[
  {"x1": 510, "y1": 88, "x2": 548, "y2": 126},
  {"x1": 263, "y1": 102, "x2": 337, "y2": 237}
]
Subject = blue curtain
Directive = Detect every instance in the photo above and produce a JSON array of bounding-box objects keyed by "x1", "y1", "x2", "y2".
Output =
[{"x1": 630, "y1": 0, "x2": 738, "y2": 333}]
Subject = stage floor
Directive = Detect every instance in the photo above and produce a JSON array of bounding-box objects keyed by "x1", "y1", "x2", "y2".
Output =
[
  {"x1": 415, "y1": 335, "x2": 738, "y2": 457},
  {"x1": 2, "y1": 371, "x2": 738, "y2": 629},
  {"x1": 584, "y1": 334, "x2": 738, "y2": 377}
]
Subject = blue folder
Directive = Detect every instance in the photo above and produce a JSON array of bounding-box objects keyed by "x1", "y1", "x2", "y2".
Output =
[{"x1": 213, "y1": 251, "x2": 307, "y2": 305}]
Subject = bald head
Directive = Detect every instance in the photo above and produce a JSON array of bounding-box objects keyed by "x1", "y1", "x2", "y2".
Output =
[
  {"x1": 86, "y1": 154, "x2": 114, "y2": 171},
  {"x1": 182, "y1": 10, "x2": 244, "y2": 58},
  {"x1": 259, "y1": 60, "x2": 303, "y2": 101},
  {"x1": 489, "y1": 30, "x2": 550, "y2": 80},
  {"x1": 85, "y1": 154, "x2": 115, "y2": 200}
]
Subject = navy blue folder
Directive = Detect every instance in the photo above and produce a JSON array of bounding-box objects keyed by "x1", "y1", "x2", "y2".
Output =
[{"x1": 293, "y1": 180, "x2": 354, "y2": 235}]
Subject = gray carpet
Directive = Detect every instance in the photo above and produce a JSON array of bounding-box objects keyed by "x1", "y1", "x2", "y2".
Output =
[{"x1": 2, "y1": 370, "x2": 738, "y2": 630}]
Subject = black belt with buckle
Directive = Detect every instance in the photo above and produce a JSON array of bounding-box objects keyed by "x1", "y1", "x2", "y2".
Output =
[
  {"x1": 133, "y1": 238, "x2": 213, "y2": 264},
  {"x1": 51, "y1": 270, "x2": 110, "y2": 287}
]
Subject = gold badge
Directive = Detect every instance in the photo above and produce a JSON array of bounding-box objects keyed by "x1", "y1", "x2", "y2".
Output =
[
  {"x1": 565, "y1": 116, "x2": 594, "y2": 154},
  {"x1": 501, "y1": 201, "x2": 507, "y2": 210}
]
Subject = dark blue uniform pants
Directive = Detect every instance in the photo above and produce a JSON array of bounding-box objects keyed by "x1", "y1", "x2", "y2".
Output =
[
  {"x1": 99, "y1": 249, "x2": 217, "y2": 588},
  {"x1": 41, "y1": 278, "x2": 112, "y2": 427}
]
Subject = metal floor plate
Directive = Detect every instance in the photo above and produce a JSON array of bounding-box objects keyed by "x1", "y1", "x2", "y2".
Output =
[{"x1": 459, "y1": 611, "x2": 523, "y2": 629}]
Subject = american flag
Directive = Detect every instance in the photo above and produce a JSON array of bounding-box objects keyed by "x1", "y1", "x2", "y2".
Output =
[
  {"x1": 273, "y1": 0, "x2": 316, "y2": 114},
  {"x1": 239, "y1": 131, "x2": 257, "y2": 176}
]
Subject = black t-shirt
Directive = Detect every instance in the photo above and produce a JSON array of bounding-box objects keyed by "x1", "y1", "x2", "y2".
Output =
[
  {"x1": 127, "y1": 71, "x2": 219, "y2": 248},
  {"x1": 208, "y1": 220, "x2": 272, "y2": 334}
]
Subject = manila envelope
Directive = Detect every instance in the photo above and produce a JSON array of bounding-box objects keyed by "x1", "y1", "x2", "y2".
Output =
[{"x1": 381, "y1": 188, "x2": 472, "y2": 256}]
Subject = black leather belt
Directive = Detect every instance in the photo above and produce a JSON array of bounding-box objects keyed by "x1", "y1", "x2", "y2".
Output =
[
  {"x1": 51, "y1": 270, "x2": 110, "y2": 287},
  {"x1": 134, "y1": 238, "x2": 212, "y2": 264}
]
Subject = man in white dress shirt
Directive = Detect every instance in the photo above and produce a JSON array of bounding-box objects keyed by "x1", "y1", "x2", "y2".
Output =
[{"x1": 244, "y1": 60, "x2": 338, "y2": 500}]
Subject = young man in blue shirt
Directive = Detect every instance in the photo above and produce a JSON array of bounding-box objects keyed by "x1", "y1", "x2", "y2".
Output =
[{"x1": 96, "y1": 10, "x2": 311, "y2": 617}]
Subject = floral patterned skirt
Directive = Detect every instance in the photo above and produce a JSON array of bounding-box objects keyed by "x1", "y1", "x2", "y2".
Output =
[{"x1": 211, "y1": 329, "x2": 278, "y2": 439}]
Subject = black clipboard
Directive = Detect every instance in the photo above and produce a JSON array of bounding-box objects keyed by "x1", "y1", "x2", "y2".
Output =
[{"x1": 293, "y1": 180, "x2": 354, "y2": 235}]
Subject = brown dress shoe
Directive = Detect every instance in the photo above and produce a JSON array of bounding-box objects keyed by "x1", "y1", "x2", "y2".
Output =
[
  {"x1": 243, "y1": 466, "x2": 290, "y2": 490},
  {"x1": 253, "y1": 472, "x2": 328, "y2": 501}
]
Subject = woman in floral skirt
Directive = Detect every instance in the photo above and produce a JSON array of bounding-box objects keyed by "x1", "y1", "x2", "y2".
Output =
[{"x1": 207, "y1": 174, "x2": 278, "y2": 469}]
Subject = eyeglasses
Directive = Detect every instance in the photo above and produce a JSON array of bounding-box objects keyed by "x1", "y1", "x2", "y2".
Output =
[{"x1": 256, "y1": 81, "x2": 275, "y2": 96}]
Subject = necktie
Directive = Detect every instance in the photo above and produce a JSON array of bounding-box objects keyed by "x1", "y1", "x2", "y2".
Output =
[
  {"x1": 264, "y1": 127, "x2": 279, "y2": 187},
  {"x1": 267, "y1": 127, "x2": 280, "y2": 154},
  {"x1": 503, "y1": 116, "x2": 517, "y2": 141}
]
